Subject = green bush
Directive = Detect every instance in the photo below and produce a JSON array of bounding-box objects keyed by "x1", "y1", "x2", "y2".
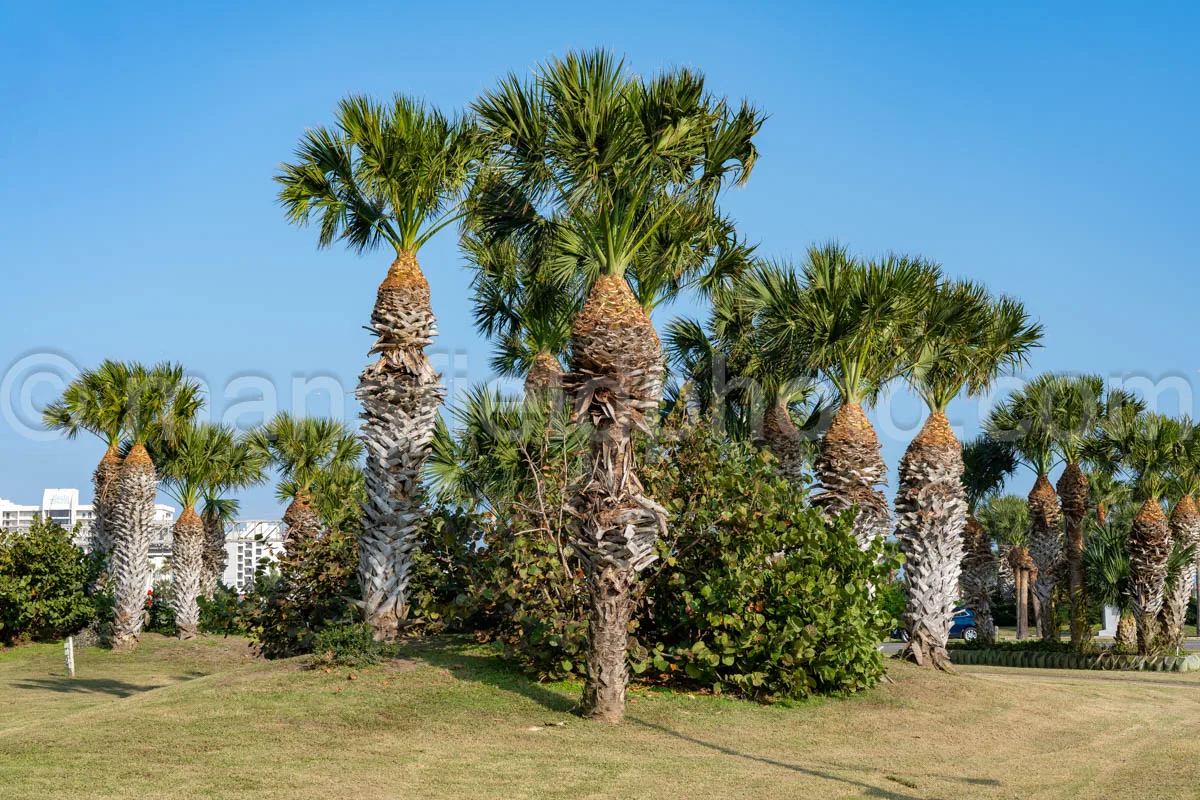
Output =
[
  {"x1": 0, "y1": 518, "x2": 103, "y2": 645},
  {"x1": 635, "y1": 423, "x2": 898, "y2": 701},
  {"x1": 198, "y1": 584, "x2": 247, "y2": 636},
  {"x1": 144, "y1": 579, "x2": 176, "y2": 635},
  {"x1": 310, "y1": 622, "x2": 384, "y2": 668}
]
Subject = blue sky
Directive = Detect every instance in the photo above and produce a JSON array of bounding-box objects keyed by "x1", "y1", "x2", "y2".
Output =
[{"x1": 2, "y1": 1, "x2": 1198, "y2": 517}]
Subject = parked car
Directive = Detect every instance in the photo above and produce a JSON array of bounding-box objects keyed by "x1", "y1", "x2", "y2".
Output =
[{"x1": 892, "y1": 608, "x2": 979, "y2": 643}]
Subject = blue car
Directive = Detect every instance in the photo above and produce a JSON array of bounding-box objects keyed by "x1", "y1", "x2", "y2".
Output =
[{"x1": 893, "y1": 608, "x2": 979, "y2": 643}]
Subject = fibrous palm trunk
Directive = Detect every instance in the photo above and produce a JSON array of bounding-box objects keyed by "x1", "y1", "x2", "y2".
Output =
[
  {"x1": 358, "y1": 253, "x2": 445, "y2": 641},
  {"x1": 171, "y1": 506, "x2": 204, "y2": 639},
  {"x1": 960, "y1": 515, "x2": 997, "y2": 645},
  {"x1": 90, "y1": 445, "x2": 123, "y2": 560},
  {"x1": 1008, "y1": 545, "x2": 1036, "y2": 640},
  {"x1": 813, "y1": 403, "x2": 890, "y2": 548},
  {"x1": 200, "y1": 511, "x2": 227, "y2": 599},
  {"x1": 109, "y1": 443, "x2": 158, "y2": 652},
  {"x1": 566, "y1": 275, "x2": 666, "y2": 724},
  {"x1": 761, "y1": 397, "x2": 806, "y2": 488},
  {"x1": 1159, "y1": 496, "x2": 1199, "y2": 651},
  {"x1": 1057, "y1": 463, "x2": 1090, "y2": 650},
  {"x1": 1115, "y1": 611, "x2": 1137, "y2": 649},
  {"x1": 895, "y1": 412, "x2": 966, "y2": 669},
  {"x1": 525, "y1": 350, "x2": 565, "y2": 400},
  {"x1": 282, "y1": 493, "x2": 323, "y2": 556},
  {"x1": 1027, "y1": 475, "x2": 1063, "y2": 641},
  {"x1": 1128, "y1": 497, "x2": 1170, "y2": 655}
]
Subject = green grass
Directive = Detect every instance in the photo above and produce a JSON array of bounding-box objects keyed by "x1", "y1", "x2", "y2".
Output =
[{"x1": 3, "y1": 634, "x2": 1199, "y2": 799}]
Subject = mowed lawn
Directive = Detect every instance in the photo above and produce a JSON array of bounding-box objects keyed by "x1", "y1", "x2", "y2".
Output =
[{"x1": 2, "y1": 636, "x2": 1199, "y2": 799}]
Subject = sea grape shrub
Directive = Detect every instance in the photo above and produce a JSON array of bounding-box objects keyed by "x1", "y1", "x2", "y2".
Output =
[
  {"x1": 0, "y1": 517, "x2": 103, "y2": 645},
  {"x1": 635, "y1": 423, "x2": 898, "y2": 701}
]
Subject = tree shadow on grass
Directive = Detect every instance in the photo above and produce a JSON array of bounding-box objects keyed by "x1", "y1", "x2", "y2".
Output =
[
  {"x1": 402, "y1": 642, "x2": 577, "y2": 714},
  {"x1": 627, "y1": 718, "x2": 927, "y2": 800},
  {"x1": 9, "y1": 678, "x2": 165, "y2": 698}
]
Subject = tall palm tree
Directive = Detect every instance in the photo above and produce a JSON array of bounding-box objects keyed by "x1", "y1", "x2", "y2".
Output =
[
  {"x1": 749, "y1": 245, "x2": 940, "y2": 547},
  {"x1": 987, "y1": 377, "x2": 1067, "y2": 640},
  {"x1": 1099, "y1": 411, "x2": 1185, "y2": 653},
  {"x1": 960, "y1": 436, "x2": 1019, "y2": 645},
  {"x1": 1160, "y1": 425, "x2": 1200, "y2": 649},
  {"x1": 276, "y1": 94, "x2": 475, "y2": 641},
  {"x1": 109, "y1": 363, "x2": 203, "y2": 651},
  {"x1": 198, "y1": 430, "x2": 267, "y2": 598},
  {"x1": 42, "y1": 360, "x2": 137, "y2": 563},
  {"x1": 977, "y1": 494, "x2": 1035, "y2": 638},
  {"x1": 472, "y1": 50, "x2": 762, "y2": 722},
  {"x1": 249, "y1": 413, "x2": 363, "y2": 550},
  {"x1": 895, "y1": 282, "x2": 1041, "y2": 667}
]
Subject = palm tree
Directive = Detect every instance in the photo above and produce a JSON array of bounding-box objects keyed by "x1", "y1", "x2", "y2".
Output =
[
  {"x1": 109, "y1": 363, "x2": 203, "y2": 651},
  {"x1": 472, "y1": 50, "x2": 761, "y2": 722},
  {"x1": 42, "y1": 360, "x2": 137, "y2": 564},
  {"x1": 977, "y1": 494, "x2": 1034, "y2": 638},
  {"x1": 960, "y1": 436, "x2": 1019, "y2": 645},
  {"x1": 200, "y1": 494, "x2": 238, "y2": 599},
  {"x1": 198, "y1": 431, "x2": 267, "y2": 599},
  {"x1": 1160, "y1": 425, "x2": 1200, "y2": 649},
  {"x1": 749, "y1": 245, "x2": 940, "y2": 548},
  {"x1": 1099, "y1": 411, "x2": 1185, "y2": 653},
  {"x1": 894, "y1": 282, "x2": 1041, "y2": 667},
  {"x1": 276, "y1": 94, "x2": 475, "y2": 641},
  {"x1": 1084, "y1": 514, "x2": 1137, "y2": 649},
  {"x1": 249, "y1": 413, "x2": 363, "y2": 550}
]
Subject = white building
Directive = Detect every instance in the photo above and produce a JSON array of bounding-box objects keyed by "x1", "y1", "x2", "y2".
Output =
[
  {"x1": 0, "y1": 488, "x2": 174, "y2": 546},
  {"x1": 222, "y1": 520, "x2": 287, "y2": 592}
]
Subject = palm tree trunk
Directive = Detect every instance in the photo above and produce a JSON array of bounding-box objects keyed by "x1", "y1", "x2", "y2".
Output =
[
  {"x1": 1128, "y1": 497, "x2": 1170, "y2": 655},
  {"x1": 1115, "y1": 610, "x2": 1137, "y2": 648},
  {"x1": 171, "y1": 506, "x2": 204, "y2": 639},
  {"x1": 960, "y1": 515, "x2": 997, "y2": 645},
  {"x1": 281, "y1": 492, "x2": 323, "y2": 556},
  {"x1": 109, "y1": 443, "x2": 158, "y2": 652},
  {"x1": 566, "y1": 274, "x2": 666, "y2": 724},
  {"x1": 1009, "y1": 546, "x2": 1034, "y2": 640},
  {"x1": 1159, "y1": 496, "x2": 1199, "y2": 650},
  {"x1": 761, "y1": 397, "x2": 805, "y2": 488},
  {"x1": 358, "y1": 253, "x2": 445, "y2": 641},
  {"x1": 200, "y1": 512, "x2": 227, "y2": 600},
  {"x1": 90, "y1": 445, "x2": 123, "y2": 561},
  {"x1": 814, "y1": 402, "x2": 890, "y2": 548},
  {"x1": 1027, "y1": 475, "x2": 1063, "y2": 641},
  {"x1": 1057, "y1": 462, "x2": 1090, "y2": 650},
  {"x1": 525, "y1": 350, "x2": 564, "y2": 399},
  {"x1": 895, "y1": 412, "x2": 966, "y2": 670}
]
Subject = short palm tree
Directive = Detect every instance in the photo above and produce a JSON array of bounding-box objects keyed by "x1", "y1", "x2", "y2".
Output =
[
  {"x1": 1083, "y1": 515, "x2": 1136, "y2": 648},
  {"x1": 198, "y1": 431, "x2": 267, "y2": 598},
  {"x1": 249, "y1": 413, "x2": 363, "y2": 550},
  {"x1": 110, "y1": 363, "x2": 203, "y2": 651},
  {"x1": 749, "y1": 244, "x2": 940, "y2": 547},
  {"x1": 472, "y1": 49, "x2": 762, "y2": 722},
  {"x1": 960, "y1": 435, "x2": 1020, "y2": 645},
  {"x1": 200, "y1": 494, "x2": 239, "y2": 599},
  {"x1": 1160, "y1": 426, "x2": 1200, "y2": 649},
  {"x1": 276, "y1": 94, "x2": 475, "y2": 640},
  {"x1": 895, "y1": 283, "x2": 1041, "y2": 667},
  {"x1": 977, "y1": 494, "x2": 1035, "y2": 638},
  {"x1": 42, "y1": 360, "x2": 136, "y2": 562}
]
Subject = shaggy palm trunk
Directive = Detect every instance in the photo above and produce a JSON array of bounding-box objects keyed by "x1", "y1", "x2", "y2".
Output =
[
  {"x1": 1008, "y1": 546, "x2": 1035, "y2": 640},
  {"x1": 1128, "y1": 497, "x2": 1170, "y2": 654},
  {"x1": 960, "y1": 515, "x2": 997, "y2": 645},
  {"x1": 1115, "y1": 611, "x2": 1137, "y2": 648},
  {"x1": 358, "y1": 253, "x2": 445, "y2": 641},
  {"x1": 90, "y1": 445, "x2": 123, "y2": 560},
  {"x1": 1160, "y1": 496, "x2": 1199, "y2": 650},
  {"x1": 1027, "y1": 475, "x2": 1063, "y2": 641},
  {"x1": 525, "y1": 350, "x2": 564, "y2": 400},
  {"x1": 109, "y1": 443, "x2": 158, "y2": 652},
  {"x1": 895, "y1": 412, "x2": 966, "y2": 669},
  {"x1": 200, "y1": 511, "x2": 227, "y2": 599},
  {"x1": 171, "y1": 506, "x2": 204, "y2": 639},
  {"x1": 1058, "y1": 463, "x2": 1090, "y2": 650},
  {"x1": 761, "y1": 397, "x2": 805, "y2": 488},
  {"x1": 566, "y1": 275, "x2": 666, "y2": 724},
  {"x1": 282, "y1": 492, "x2": 323, "y2": 556},
  {"x1": 813, "y1": 403, "x2": 890, "y2": 548}
]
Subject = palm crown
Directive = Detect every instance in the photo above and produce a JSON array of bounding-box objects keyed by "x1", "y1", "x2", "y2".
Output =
[{"x1": 248, "y1": 413, "x2": 363, "y2": 502}]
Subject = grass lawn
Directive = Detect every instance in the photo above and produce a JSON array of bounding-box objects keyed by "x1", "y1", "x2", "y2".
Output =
[{"x1": 3, "y1": 635, "x2": 1199, "y2": 799}]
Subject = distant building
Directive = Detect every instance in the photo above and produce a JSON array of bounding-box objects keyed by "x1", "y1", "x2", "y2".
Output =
[
  {"x1": 0, "y1": 489, "x2": 174, "y2": 547},
  {"x1": 221, "y1": 521, "x2": 287, "y2": 592}
]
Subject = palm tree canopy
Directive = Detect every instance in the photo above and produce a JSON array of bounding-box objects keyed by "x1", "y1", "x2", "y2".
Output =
[
  {"x1": 120, "y1": 362, "x2": 205, "y2": 448},
  {"x1": 1098, "y1": 411, "x2": 1188, "y2": 500},
  {"x1": 276, "y1": 94, "x2": 478, "y2": 256},
  {"x1": 1083, "y1": 517, "x2": 1131, "y2": 611},
  {"x1": 908, "y1": 281, "x2": 1042, "y2": 412},
  {"x1": 746, "y1": 243, "x2": 941, "y2": 408},
  {"x1": 153, "y1": 422, "x2": 244, "y2": 510},
  {"x1": 248, "y1": 413, "x2": 363, "y2": 500},
  {"x1": 470, "y1": 48, "x2": 763, "y2": 306},
  {"x1": 977, "y1": 494, "x2": 1031, "y2": 550},
  {"x1": 961, "y1": 435, "x2": 1019, "y2": 513},
  {"x1": 42, "y1": 359, "x2": 136, "y2": 446}
]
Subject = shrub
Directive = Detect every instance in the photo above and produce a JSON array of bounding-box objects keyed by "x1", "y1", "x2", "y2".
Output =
[
  {"x1": 635, "y1": 422, "x2": 898, "y2": 701},
  {"x1": 310, "y1": 622, "x2": 384, "y2": 668},
  {"x1": 199, "y1": 584, "x2": 247, "y2": 636},
  {"x1": 144, "y1": 579, "x2": 176, "y2": 635},
  {"x1": 0, "y1": 517, "x2": 102, "y2": 645}
]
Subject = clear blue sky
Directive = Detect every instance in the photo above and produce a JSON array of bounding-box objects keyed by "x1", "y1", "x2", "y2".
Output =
[{"x1": 2, "y1": 1, "x2": 1198, "y2": 517}]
